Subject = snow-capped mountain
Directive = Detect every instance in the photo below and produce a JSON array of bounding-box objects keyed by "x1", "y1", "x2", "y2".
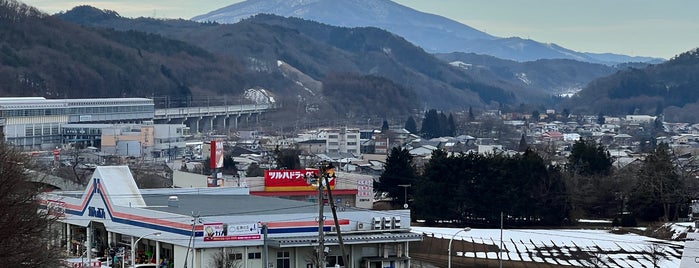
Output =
[
  {"x1": 192, "y1": 0, "x2": 494, "y2": 53},
  {"x1": 192, "y1": 0, "x2": 663, "y2": 64}
]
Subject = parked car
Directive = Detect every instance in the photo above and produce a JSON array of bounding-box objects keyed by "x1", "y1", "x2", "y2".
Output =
[{"x1": 133, "y1": 264, "x2": 159, "y2": 268}]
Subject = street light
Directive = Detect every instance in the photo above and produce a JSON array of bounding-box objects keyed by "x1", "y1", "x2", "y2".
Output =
[
  {"x1": 132, "y1": 232, "x2": 161, "y2": 266},
  {"x1": 398, "y1": 184, "x2": 411, "y2": 209},
  {"x1": 448, "y1": 227, "x2": 471, "y2": 268}
]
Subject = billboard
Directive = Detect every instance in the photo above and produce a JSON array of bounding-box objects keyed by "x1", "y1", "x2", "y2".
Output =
[
  {"x1": 209, "y1": 140, "x2": 224, "y2": 169},
  {"x1": 264, "y1": 169, "x2": 335, "y2": 191},
  {"x1": 203, "y1": 222, "x2": 261, "y2": 242}
]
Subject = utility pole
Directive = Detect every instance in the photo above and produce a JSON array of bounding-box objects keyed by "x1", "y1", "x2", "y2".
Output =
[
  {"x1": 262, "y1": 224, "x2": 269, "y2": 268},
  {"x1": 398, "y1": 184, "x2": 411, "y2": 209},
  {"x1": 316, "y1": 167, "x2": 325, "y2": 268},
  {"x1": 499, "y1": 211, "x2": 503, "y2": 268},
  {"x1": 184, "y1": 213, "x2": 200, "y2": 268},
  {"x1": 324, "y1": 166, "x2": 348, "y2": 266}
]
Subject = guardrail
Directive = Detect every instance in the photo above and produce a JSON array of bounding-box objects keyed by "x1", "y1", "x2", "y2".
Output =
[{"x1": 154, "y1": 104, "x2": 273, "y2": 118}]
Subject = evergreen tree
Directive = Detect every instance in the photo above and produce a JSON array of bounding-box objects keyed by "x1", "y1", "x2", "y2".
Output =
[
  {"x1": 404, "y1": 116, "x2": 418, "y2": 134},
  {"x1": 567, "y1": 138, "x2": 613, "y2": 176},
  {"x1": 597, "y1": 112, "x2": 606, "y2": 125},
  {"x1": 414, "y1": 148, "x2": 570, "y2": 227},
  {"x1": 438, "y1": 113, "x2": 448, "y2": 137},
  {"x1": 414, "y1": 149, "x2": 456, "y2": 224},
  {"x1": 447, "y1": 113, "x2": 456, "y2": 136},
  {"x1": 511, "y1": 149, "x2": 570, "y2": 225},
  {"x1": 375, "y1": 147, "x2": 417, "y2": 207},
  {"x1": 381, "y1": 120, "x2": 390, "y2": 133},
  {"x1": 518, "y1": 133, "x2": 528, "y2": 152},
  {"x1": 468, "y1": 106, "x2": 475, "y2": 121},
  {"x1": 421, "y1": 109, "x2": 441, "y2": 139},
  {"x1": 420, "y1": 109, "x2": 457, "y2": 138}
]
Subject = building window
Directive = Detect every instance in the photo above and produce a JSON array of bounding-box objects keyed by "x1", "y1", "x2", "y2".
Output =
[
  {"x1": 228, "y1": 253, "x2": 243, "y2": 260},
  {"x1": 276, "y1": 251, "x2": 290, "y2": 268},
  {"x1": 326, "y1": 255, "x2": 345, "y2": 267},
  {"x1": 329, "y1": 135, "x2": 338, "y2": 139},
  {"x1": 248, "y1": 252, "x2": 261, "y2": 259}
]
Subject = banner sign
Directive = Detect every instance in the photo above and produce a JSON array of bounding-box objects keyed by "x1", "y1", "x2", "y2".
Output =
[
  {"x1": 203, "y1": 223, "x2": 261, "y2": 242},
  {"x1": 264, "y1": 169, "x2": 335, "y2": 191},
  {"x1": 209, "y1": 140, "x2": 224, "y2": 169}
]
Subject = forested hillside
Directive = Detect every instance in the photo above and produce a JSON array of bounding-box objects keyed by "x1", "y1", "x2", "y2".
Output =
[
  {"x1": 568, "y1": 49, "x2": 699, "y2": 122},
  {"x1": 6, "y1": 1, "x2": 681, "y2": 125},
  {"x1": 57, "y1": 7, "x2": 529, "y2": 111},
  {"x1": 0, "y1": 1, "x2": 259, "y2": 101},
  {"x1": 436, "y1": 52, "x2": 617, "y2": 96}
]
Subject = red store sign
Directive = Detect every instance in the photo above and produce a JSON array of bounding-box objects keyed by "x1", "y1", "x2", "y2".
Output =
[{"x1": 264, "y1": 169, "x2": 335, "y2": 191}]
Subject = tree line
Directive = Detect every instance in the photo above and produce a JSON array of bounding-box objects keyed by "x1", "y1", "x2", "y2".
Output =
[
  {"x1": 376, "y1": 139, "x2": 698, "y2": 227},
  {"x1": 569, "y1": 49, "x2": 699, "y2": 123}
]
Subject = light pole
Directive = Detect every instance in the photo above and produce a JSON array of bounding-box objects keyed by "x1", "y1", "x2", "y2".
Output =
[
  {"x1": 132, "y1": 232, "x2": 161, "y2": 266},
  {"x1": 398, "y1": 184, "x2": 411, "y2": 209},
  {"x1": 448, "y1": 227, "x2": 471, "y2": 268}
]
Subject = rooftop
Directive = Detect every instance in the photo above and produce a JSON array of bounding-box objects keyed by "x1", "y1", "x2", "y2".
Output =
[{"x1": 143, "y1": 194, "x2": 321, "y2": 216}]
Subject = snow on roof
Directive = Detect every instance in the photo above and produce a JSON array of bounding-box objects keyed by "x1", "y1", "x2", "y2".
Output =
[{"x1": 92, "y1": 166, "x2": 146, "y2": 208}]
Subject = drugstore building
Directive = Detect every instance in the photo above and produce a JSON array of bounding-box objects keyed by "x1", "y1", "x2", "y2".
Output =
[{"x1": 43, "y1": 166, "x2": 420, "y2": 268}]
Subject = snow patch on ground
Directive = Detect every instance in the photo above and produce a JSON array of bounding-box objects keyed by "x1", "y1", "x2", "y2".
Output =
[
  {"x1": 412, "y1": 226, "x2": 683, "y2": 267},
  {"x1": 515, "y1": 73, "x2": 531, "y2": 85},
  {"x1": 449, "y1": 61, "x2": 472, "y2": 70},
  {"x1": 244, "y1": 88, "x2": 275, "y2": 104}
]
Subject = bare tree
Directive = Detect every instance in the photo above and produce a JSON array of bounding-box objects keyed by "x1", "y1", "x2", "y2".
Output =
[
  {"x1": 0, "y1": 143, "x2": 64, "y2": 267},
  {"x1": 53, "y1": 145, "x2": 91, "y2": 185},
  {"x1": 303, "y1": 250, "x2": 323, "y2": 268},
  {"x1": 209, "y1": 250, "x2": 242, "y2": 268}
]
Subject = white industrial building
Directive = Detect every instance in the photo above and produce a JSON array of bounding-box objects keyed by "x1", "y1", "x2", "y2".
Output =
[{"x1": 0, "y1": 97, "x2": 154, "y2": 150}]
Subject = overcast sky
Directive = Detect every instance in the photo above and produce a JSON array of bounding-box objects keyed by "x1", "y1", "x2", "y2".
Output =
[{"x1": 22, "y1": 0, "x2": 699, "y2": 59}]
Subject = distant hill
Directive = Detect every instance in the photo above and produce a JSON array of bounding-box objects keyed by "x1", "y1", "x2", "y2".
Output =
[
  {"x1": 58, "y1": 7, "x2": 537, "y2": 112},
  {"x1": 0, "y1": 1, "x2": 255, "y2": 102},
  {"x1": 6, "y1": 1, "x2": 651, "y2": 127},
  {"x1": 567, "y1": 49, "x2": 699, "y2": 122},
  {"x1": 192, "y1": 0, "x2": 663, "y2": 65},
  {"x1": 435, "y1": 52, "x2": 617, "y2": 97}
]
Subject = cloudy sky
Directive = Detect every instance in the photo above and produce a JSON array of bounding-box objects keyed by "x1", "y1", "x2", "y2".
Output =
[{"x1": 22, "y1": 0, "x2": 699, "y2": 59}]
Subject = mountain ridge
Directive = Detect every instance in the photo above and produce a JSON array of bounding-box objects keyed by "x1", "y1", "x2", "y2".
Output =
[
  {"x1": 192, "y1": 0, "x2": 663, "y2": 65},
  {"x1": 57, "y1": 7, "x2": 529, "y2": 111},
  {"x1": 567, "y1": 49, "x2": 699, "y2": 122}
]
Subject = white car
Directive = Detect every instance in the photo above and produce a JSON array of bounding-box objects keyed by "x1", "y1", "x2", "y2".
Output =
[{"x1": 133, "y1": 264, "x2": 159, "y2": 268}]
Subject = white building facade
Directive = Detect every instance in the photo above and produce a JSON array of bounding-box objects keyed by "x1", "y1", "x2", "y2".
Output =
[
  {"x1": 0, "y1": 97, "x2": 154, "y2": 150},
  {"x1": 43, "y1": 166, "x2": 420, "y2": 268},
  {"x1": 326, "y1": 128, "x2": 361, "y2": 155}
]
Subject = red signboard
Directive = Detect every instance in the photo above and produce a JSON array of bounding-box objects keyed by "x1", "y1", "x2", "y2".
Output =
[
  {"x1": 209, "y1": 140, "x2": 224, "y2": 169},
  {"x1": 264, "y1": 169, "x2": 335, "y2": 191}
]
